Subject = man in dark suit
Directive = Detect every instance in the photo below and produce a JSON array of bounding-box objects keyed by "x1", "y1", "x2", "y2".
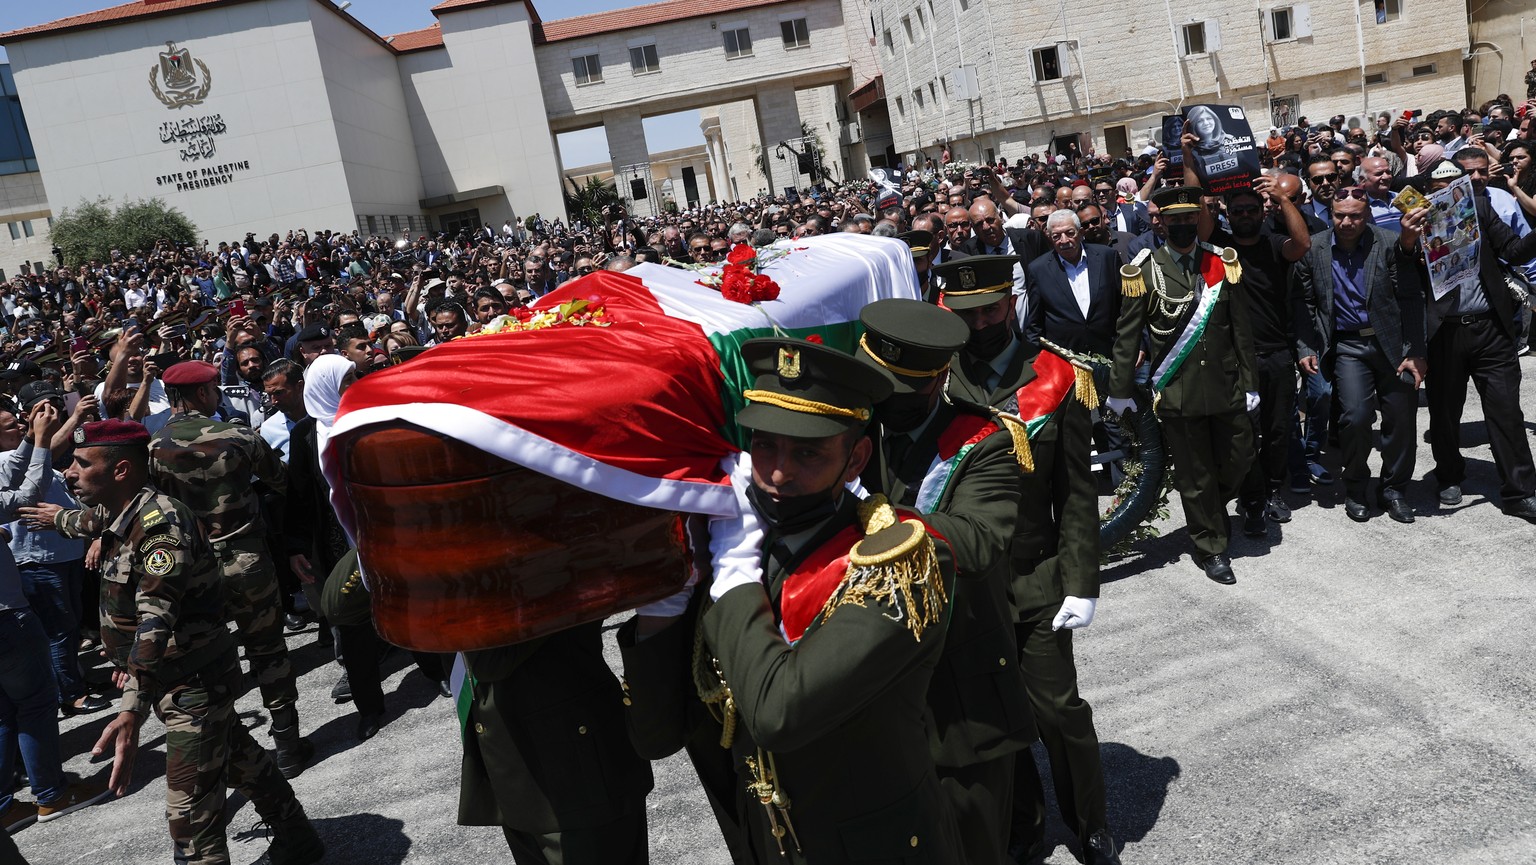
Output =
[
  {"x1": 1124, "y1": 197, "x2": 1166, "y2": 260},
  {"x1": 935, "y1": 255, "x2": 1122, "y2": 865},
  {"x1": 1024, "y1": 210, "x2": 1123, "y2": 356},
  {"x1": 1107, "y1": 185, "x2": 1257, "y2": 584},
  {"x1": 1294, "y1": 191, "x2": 1427, "y2": 524},
  {"x1": 1411, "y1": 196, "x2": 1536, "y2": 520}
]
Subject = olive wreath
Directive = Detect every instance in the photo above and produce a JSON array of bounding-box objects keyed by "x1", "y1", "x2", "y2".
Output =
[{"x1": 149, "y1": 59, "x2": 213, "y2": 109}]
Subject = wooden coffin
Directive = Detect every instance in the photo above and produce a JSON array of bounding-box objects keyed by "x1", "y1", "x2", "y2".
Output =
[{"x1": 342, "y1": 424, "x2": 691, "y2": 652}]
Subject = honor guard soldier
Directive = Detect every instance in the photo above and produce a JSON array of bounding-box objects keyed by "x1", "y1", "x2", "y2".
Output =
[
  {"x1": 898, "y1": 229, "x2": 938, "y2": 302},
  {"x1": 149, "y1": 360, "x2": 311, "y2": 777},
  {"x1": 934, "y1": 254, "x2": 1122, "y2": 865},
  {"x1": 456, "y1": 621, "x2": 655, "y2": 864},
  {"x1": 1106, "y1": 185, "x2": 1258, "y2": 585},
  {"x1": 622, "y1": 337, "x2": 965, "y2": 864},
  {"x1": 856, "y1": 299, "x2": 1035, "y2": 865},
  {"x1": 44, "y1": 420, "x2": 322, "y2": 865}
]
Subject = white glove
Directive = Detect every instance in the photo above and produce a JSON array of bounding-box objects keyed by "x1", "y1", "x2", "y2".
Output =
[
  {"x1": 1104, "y1": 395, "x2": 1137, "y2": 415},
  {"x1": 1051, "y1": 596, "x2": 1097, "y2": 630},
  {"x1": 1245, "y1": 391, "x2": 1261, "y2": 412},
  {"x1": 709, "y1": 453, "x2": 766, "y2": 601}
]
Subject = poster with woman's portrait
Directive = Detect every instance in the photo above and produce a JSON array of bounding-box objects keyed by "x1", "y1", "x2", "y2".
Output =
[
  {"x1": 1182, "y1": 104, "x2": 1261, "y2": 194},
  {"x1": 1418, "y1": 175, "x2": 1480, "y2": 301},
  {"x1": 1161, "y1": 115, "x2": 1186, "y2": 179}
]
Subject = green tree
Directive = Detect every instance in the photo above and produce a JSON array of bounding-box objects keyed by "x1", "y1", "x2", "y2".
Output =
[
  {"x1": 564, "y1": 175, "x2": 622, "y2": 227},
  {"x1": 49, "y1": 197, "x2": 197, "y2": 265}
]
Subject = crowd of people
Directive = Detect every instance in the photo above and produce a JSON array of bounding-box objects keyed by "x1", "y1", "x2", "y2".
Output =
[{"x1": 0, "y1": 88, "x2": 1533, "y2": 865}]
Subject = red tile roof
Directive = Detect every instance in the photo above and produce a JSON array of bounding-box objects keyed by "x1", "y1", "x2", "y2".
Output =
[
  {"x1": 538, "y1": 0, "x2": 796, "y2": 43},
  {"x1": 0, "y1": 0, "x2": 253, "y2": 43},
  {"x1": 387, "y1": 22, "x2": 444, "y2": 53}
]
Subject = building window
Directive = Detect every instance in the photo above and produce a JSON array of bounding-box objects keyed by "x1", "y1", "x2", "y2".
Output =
[
  {"x1": 723, "y1": 27, "x2": 752, "y2": 58},
  {"x1": 1265, "y1": 5, "x2": 1310, "y2": 40},
  {"x1": 1411, "y1": 62, "x2": 1437, "y2": 77},
  {"x1": 914, "y1": 6, "x2": 925, "y2": 32},
  {"x1": 958, "y1": 0, "x2": 970, "y2": 9},
  {"x1": 1031, "y1": 45, "x2": 1064, "y2": 81},
  {"x1": 6, "y1": 222, "x2": 17, "y2": 241},
  {"x1": 572, "y1": 54, "x2": 602, "y2": 85},
  {"x1": 902, "y1": 16, "x2": 914, "y2": 45},
  {"x1": 929, "y1": 80, "x2": 939, "y2": 108},
  {"x1": 20, "y1": 220, "x2": 32, "y2": 238},
  {"x1": 912, "y1": 88, "x2": 925, "y2": 113},
  {"x1": 781, "y1": 18, "x2": 810, "y2": 49},
  {"x1": 1182, "y1": 22, "x2": 1206, "y2": 55},
  {"x1": 1270, "y1": 7, "x2": 1292, "y2": 39},
  {"x1": 1364, "y1": 71, "x2": 1387, "y2": 85},
  {"x1": 895, "y1": 95, "x2": 906, "y2": 116},
  {"x1": 1374, "y1": 0, "x2": 1401, "y2": 24},
  {"x1": 883, "y1": 29, "x2": 894, "y2": 52},
  {"x1": 629, "y1": 43, "x2": 660, "y2": 75}
]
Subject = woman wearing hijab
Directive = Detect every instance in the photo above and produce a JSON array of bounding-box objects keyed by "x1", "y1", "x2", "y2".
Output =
[{"x1": 285, "y1": 355, "x2": 449, "y2": 742}]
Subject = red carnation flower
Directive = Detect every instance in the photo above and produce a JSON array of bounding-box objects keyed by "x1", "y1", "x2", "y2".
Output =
[
  {"x1": 720, "y1": 266, "x2": 753, "y2": 303},
  {"x1": 805, "y1": 333, "x2": 824, "y2": 344},
  {"x1": 726, "y1": 244, "x2": 757, "y2": 266},
  {"x1": 747, "y1": 273, "x2": 781, "y2": 303}
]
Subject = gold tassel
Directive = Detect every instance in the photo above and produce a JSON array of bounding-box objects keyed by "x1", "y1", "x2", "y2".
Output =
[
  {"x1": 992, "y1": 411, "x2": 1036, "y2": 474},
  {"x1": 1120, "y1": 262, "x2": 1146, "y2": 298},
  {"x1": 691, "y1": 605, "x2": 737, "y2": 748},
  {"x1": 1073, "y1": 366, "x2": 1101, "y2": 410},
  {"x1": 1221, "y1": 247, "x2": 1242, "y2": 284},
  {"x1": 821, "y1": 520, "x2": 948, "y2": 642}
]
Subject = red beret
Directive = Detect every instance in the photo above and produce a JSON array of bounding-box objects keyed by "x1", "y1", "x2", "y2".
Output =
[
  {"x1": 72, "y1": 419, "x2": 151, "y2": 448},
  {"x1": 162, "y1": 360, "x2": 219, "y2": 387}
]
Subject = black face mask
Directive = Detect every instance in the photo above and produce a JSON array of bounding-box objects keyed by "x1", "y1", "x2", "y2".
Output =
[
  {"x1": 877, "y1": 390, "x2": 935, "y2": 433},
  {"x1": 1167, "y1": 223, "x2": 1199, "y2": 249},
  {"x1": 746, "y1": 479, "x2": 843, "y2": 535},
  {"x1": 966, "y1": 318, "x2": 1013, "y2": 362}
]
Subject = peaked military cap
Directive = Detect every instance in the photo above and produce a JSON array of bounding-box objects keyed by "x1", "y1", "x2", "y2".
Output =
[
  {"x1": 931, "y1": 254, "x2": 1018, "y2": 310},
  {"x1": 737, "y1": 337, "x2": 894, "y2": 438},
  {"x1": 1150, "y1": 185, "x2": 1204, "y2": 215},
  {"x1": 857, "y1": 299, "x2": 969, "y2": 394},
  {"x1": 897, "y1": 230, "x2": 934, "y2": 259}
]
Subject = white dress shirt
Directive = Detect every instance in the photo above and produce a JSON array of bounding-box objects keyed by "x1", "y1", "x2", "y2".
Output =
[{"x1": 1058, "y1": 252, "x2": 1092, "y2": 318}]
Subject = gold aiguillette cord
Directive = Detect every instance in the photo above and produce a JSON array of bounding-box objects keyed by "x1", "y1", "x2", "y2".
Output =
[{"x1": 745, "y1": 748, "x2": 801, "y2": 856}]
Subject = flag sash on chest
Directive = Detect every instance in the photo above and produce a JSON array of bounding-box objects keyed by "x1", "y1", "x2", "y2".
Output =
[{"x1": 1150, "y1": 245, "x2": 1226, "y2": 393}]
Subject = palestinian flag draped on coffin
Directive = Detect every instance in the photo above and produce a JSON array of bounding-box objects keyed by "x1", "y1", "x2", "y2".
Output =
[{"x1": 320, "y1": 234, "x2": 921, "y2": 652}]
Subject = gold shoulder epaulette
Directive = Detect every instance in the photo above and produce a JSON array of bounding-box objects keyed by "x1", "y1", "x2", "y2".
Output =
[
  {"x1": 1220, "y1": 246, "x2": 1242, "y2": 284},
  {"x1": 816, "y1": 496, "x2": 948, "y2": 641},
  {"x1": 1120, "y1": 249, "x2": 1152, "y2": 298}
]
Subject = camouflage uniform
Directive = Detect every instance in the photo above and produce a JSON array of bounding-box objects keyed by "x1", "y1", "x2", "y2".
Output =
[
  {"x1": 147, "y1": 411, "x2": 296, "y2": 719},
  {"x1": 60, "y1": 487, "x2": 302, "y2": 864}
]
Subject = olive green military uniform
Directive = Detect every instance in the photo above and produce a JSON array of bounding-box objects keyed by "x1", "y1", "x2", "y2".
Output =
[
  {"x1": 1108, "y1": 243, "x2": 1258, "y2": 558},
  {"x1": 857, "y1": 298, "x2": 1032, "y2": 865},
  {"x1": 458, "y1": 621, "x2": 654, "y2": 864},
  {"x1": 148, "y1": 410, "x2": 299, "y2": 741},
  {"x1": 60, "y1": 487, "x2": 303, "y2": 865},
  {"x1": 947, "y1": 341, "x2": 1110, "y2": 858},
  {"x1": 704, "y1": 493, "x2": 963, "y2": 864}
]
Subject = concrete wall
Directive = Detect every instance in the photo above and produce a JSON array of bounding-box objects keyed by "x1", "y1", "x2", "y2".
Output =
[
  {"x1": 397, "y1": 3, "x2": 566, "y2": 230},
  {"x1": 308, "y1": 2, "x2": 423, "y2": 227},
  {"x1": 5, "y1": 0, "x2": 366, "y2": 242},
  {"x1": 1466, "y1": 1, "x2": 1536, "y2": 107},
  {"x1": 873, "y1": 0, "x2": 1470, "y2": 160},
  {"x1": 0, "y1": 170, "x2": 51, "y2": 279}
]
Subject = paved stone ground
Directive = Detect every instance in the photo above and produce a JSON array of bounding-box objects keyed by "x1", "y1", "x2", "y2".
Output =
[{"x1": 13, "y1": 359, "x2": 1536, "y2": 864}]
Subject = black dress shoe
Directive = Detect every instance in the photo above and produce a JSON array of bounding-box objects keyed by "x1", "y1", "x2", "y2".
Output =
[
  {"x1": 1438, "y1": 484, "x2": 1463, "y2": 506},
  {"x1": 59, "y1": 694, "x2": 112, "y2": 717},
  {"x1": 357, "y1": 713, "x2": 383, "y2": 742},
  {"x1": 437, "y1": 680, "x2": 453, "y2": 699},
  {"x1": 1242, "y1": 508, "x2": 1267, "y2": 537},
  {"x1": 1379, "y1": 494, "x2": 1415, "y2": 524},
  {"x1": 331, "y1": 672, "x2": 352, "y2": 704},
  {"x1": 1504, "y1": 495, "x2": 1536, "y2": 522},
  {"x1": 1198, "y1": 554, "x2": 1236, "y2": 585},
  {"x1": 1083, "y1": 829, "x2": 1122, "y2": 865},
  {"x1": 1265, "y1": 493, "x2": 1292, "y2": 523},
  {"x1": 283, "y1": 612, "x2": 309, "y2": 632},
  {"x1": 1344, "y1": 498, "x2": 1370, "y2": 522}
]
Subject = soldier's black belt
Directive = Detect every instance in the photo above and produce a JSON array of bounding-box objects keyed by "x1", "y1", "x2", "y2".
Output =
[{"x1": 1446, "y1": 311, "x2": 1494, "y2": 326}]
